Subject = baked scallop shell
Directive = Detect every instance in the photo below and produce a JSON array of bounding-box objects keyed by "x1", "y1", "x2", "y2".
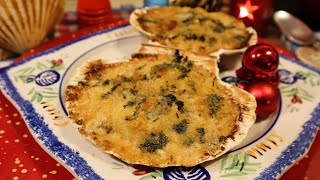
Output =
[
  {"x1": 0, "y1": 47, "x2": 15, "y2": 60},
  {"x1": 0, "y1": 0, "x2": 65, "y2": 54},
  {"x1": 130, "y1": 6, "x2": 257, "y2": 57},
  {"x1": 65, "y1": 44, "x2": 257, "y2": 167}
]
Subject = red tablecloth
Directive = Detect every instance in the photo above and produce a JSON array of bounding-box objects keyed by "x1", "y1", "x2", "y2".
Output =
[{"x1": 1, "y1": 12, "x2": 319, "y2": 180}]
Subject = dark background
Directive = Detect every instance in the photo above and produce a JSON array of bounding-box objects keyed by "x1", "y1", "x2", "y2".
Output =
[{"x1": 275, "y1": 0, "x2": 320, "y2": 30}]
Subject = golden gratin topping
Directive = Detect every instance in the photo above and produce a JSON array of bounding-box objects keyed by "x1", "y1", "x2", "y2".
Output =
[
  {"x1": 133, "y1": 6, "x2": 251, "y2": 54},
  {"x1": 66, "y1": 50, "x2": 247, "y2": 167}
]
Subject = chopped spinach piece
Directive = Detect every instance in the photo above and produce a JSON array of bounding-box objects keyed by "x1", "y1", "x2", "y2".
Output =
[
  {"x1": 174, "y1": 50, "x2": 183, "y2": 63},
  {"x1": 173, "y1": 119, "x2": 189, "y2": 134},
  {"x1": 163, "y1": 93, "x2": 184, "y2": 112},
  {"x1": 207, "y1": 94, "x2": 224, "y2": 117},
  {"x1": 111, "y1": 84, "x2": 121, "y2": 92},
  {"x1": 142, "y1": 74, "x2": 148, "y2": 81},
  {"x1": 124, "y1": 99, "x2": 145, "y2": 121},
  {"x1": 130, "y1": 88, "x2": 138, "y2": 95},
  {"x1": 164, "y1": 94, "x2": 177, "y2": 106},
  {"x1": 184, "y1": 34, "x2": 205, "y2": 42},
  {"x1": 213, "y1": 21, "x2": 226, "y2": 33},
  {"x1": 139, "y1": 133, "x2": 168, "y2": 153},
  {"x1": 176, "y1": 100, "x2": 184, "y2": 112}
]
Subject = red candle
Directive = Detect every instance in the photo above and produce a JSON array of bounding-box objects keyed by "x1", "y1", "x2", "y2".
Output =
[{"x1": 231, "y1": 0, "x2": 274, "y2": 36}]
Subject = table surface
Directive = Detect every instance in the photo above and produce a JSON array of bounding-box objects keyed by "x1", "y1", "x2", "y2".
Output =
[{"x1": 0, "y1": 3, "x2": 319, "y2": 180}]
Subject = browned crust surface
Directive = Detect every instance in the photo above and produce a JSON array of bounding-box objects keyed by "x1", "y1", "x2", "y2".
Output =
[
  {"x1": 65, "y1": 45, "x2": 256, "y2": 167},
  {"x1": 130, "y1": 6, "x2": 255, "y2": 54}
]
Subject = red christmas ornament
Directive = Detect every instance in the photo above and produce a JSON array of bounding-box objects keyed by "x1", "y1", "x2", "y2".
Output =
[
  {"x1": 240, "y1": 82, "x2": 280, "y2": 119},
  {"x1": 236, "y1": 43, "x2": 280, "y2": 87}
]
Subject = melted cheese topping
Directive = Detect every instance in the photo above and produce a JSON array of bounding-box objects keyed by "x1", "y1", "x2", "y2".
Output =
[
  {"x1": 66, "y1": 52, "x2": 241, "y2": 167},
  {"x1": 136, "y1": 6, "x2": 250, "y2": 54}
]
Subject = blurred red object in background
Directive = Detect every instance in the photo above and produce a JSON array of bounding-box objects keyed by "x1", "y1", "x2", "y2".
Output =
[
  {"x1": 231, "y1": 0, "x2": 274, "y2": 36},
  {"x1": 77, "y1": 0, "x2": 112, "y2": 28}
]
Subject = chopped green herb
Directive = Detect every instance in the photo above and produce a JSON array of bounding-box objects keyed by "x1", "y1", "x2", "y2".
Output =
[
  {"x1": 182, "y1": 34, "x2": 205, "y2": 42},
  {"x1": 123, "y1": 100, "x2": 136, "y2": 108},
  {"x1": 139, "y1": 133, "x2": 168, "y2": 153},
  {"x1": 197, "y1": 128, "x2": 205, "y2": 143},
  {"x1": 234, "y1": 35, "x2": 246, "y2": 42},
  {"x1": 124, "y1": 99, "x2": 145, "y2": 121},
  {"x1": 120, "y1": 75, "x2": 133, "y2": 82},
  {"x1": 103, "y1": 79, "x2": 110, "y2": 85},
  {"x1": 212, "y1": 21, "x2": 226, "y2": 33},
  {"x1": 105, "y1": 126, "x2": 113, "y2": 134},
  {"x1": 142, "y1": 74, "x2": 148, "y2": 81},
  {"x1": 176, "y1": 100, "x2": 184, "y2": 112},
  {"x1": 130, "y1": 88, "x2": 137, "y2": 95},
  {"x1": 184, "y1": 138, "x2": 194, "y2": 146},
  {"x1": 174, "y1": 50, "x2": 183, "y2": 63},
  {"x1": 111, "y1": 84, "x2": 121, "y2": 92},
  {"x1": 101, "y1": 84, "x2": 121, "y2": 99},
  {"x1": 164, "y1": 94, "x2": 177, "y2": 106},
  {"x1": 207, "y1": 94, "x2": 224, "y2": 117},
  {"x1": 173, "y1": 119, "x2": 189, "y2": 134}
]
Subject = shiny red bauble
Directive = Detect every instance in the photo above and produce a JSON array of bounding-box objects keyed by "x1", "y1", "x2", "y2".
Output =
[
  {"x1": 240, "y1": 82, "x2": 280, "y2": 119},
  {"x1": 243, "y1": 44, "x2": 279, "y2": 74},
  {"x1": 236, "y1": 43, "x2": 280, "y2": 86}
]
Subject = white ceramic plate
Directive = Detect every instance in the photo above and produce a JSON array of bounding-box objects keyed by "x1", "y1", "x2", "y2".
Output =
[{"x1": 0, "y1": 25, "x2": 319, "y2": 180}]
